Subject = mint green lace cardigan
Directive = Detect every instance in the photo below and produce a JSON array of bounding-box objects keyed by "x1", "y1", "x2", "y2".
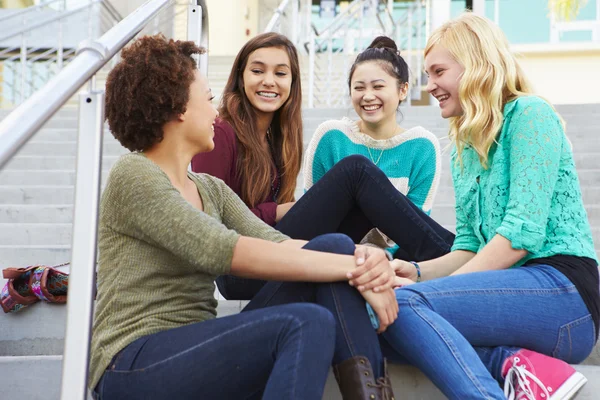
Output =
[{"x1": 450, "y1": 96, "x2": 598, "y2": 266}]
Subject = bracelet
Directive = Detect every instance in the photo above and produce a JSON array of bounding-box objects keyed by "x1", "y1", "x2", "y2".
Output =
[{"x1": 410, "y1": 261, "x2": 421, "y2": 282}]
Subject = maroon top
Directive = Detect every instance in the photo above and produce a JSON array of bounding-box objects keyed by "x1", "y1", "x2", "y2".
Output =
[{"x1": 191, "y1": 119, "x2": 280, "y2": 226}]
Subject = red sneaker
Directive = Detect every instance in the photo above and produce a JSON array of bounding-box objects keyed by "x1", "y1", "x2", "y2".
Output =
[{"x1": 502, "y1": 349, "x2": 587, "y2": 400}]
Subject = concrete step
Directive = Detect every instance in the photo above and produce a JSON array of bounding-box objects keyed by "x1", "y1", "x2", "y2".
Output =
[
  {"x1": 5, "y1": 155, "x2": 119, "y2": 170},
  {"x1": 0, "y1": 301, "x2": 246, "y2": 357},
  {"x1": 13, "y1": 140, "x2": 128, "y2": 157},
  {"x1": 1, "y1": 357, "x2": 598, "y2": 400},
  {"x1": 0, "y1": 170, "x2": 110, "y2": 186},
  {"x1": 0, "y1": 223, "x2": 73, "y2": 245},
  {"x1": 0, "y1": 245, "x2": 70, "y2": 267},
  {"x1": 1, "y1": 300, "x2": 599, "y2": 399},
  {"x1": 0, "y1": 186, "x2": 75, "y2": 205},
  {"x1": 0, "y1": 205, "x2": 74, "y2": 223}
]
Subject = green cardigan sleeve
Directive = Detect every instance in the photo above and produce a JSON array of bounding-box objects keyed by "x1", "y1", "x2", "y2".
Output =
[{"x1": 496, "y1": 99, "x2": 564, "y2": 252}]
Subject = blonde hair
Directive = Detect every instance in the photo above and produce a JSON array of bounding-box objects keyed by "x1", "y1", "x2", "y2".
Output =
[{"x1": 424, "y1": 12, "x2": 533, "y2": 167}]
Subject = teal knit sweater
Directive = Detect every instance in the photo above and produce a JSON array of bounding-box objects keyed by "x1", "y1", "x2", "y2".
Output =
[
  {"x1": 451, "y1": 96, "x2": 597, "y2": 264},
  {"x1": 304, "y1": 118, "x2": 441, "y2": 249}
]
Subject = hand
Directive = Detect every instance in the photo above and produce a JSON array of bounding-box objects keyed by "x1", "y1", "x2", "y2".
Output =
[
  {"x1": 275, "y1": 202, "x2": 295, "y2": 222},
  {"x1": 361, "y1": 288, "x2": 398, "y2": 333},
  {"x1": 391, "y1": 259, "x2": 418, "y2": 282},
  {"x1": 392, "y1": 276, "x2": 415, "y2": 288},
  {"x1": 348, "y1": 246, "x2": 394, "y2": 293}
]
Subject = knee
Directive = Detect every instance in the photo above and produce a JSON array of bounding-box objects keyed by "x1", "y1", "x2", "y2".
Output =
[
  {"x1": 335, "y1": 154, "x2": 372, "y2": 168},
  {"x1": 284, "y1": 303, "x2": 336, "y2": 340},
  {"x1": 303, "y1": 233, "x2": 355, "y2": 255},
  {"x1": 394, "y1": 287, "x2": 428, "y2": 309}
]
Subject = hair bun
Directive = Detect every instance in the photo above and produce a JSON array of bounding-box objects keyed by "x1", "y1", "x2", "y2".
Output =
[{"x1": 367, "y1": 36, "x2": 398, "y2": 53}]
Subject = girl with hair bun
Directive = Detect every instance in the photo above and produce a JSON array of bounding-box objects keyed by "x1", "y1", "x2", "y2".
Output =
[
  {"x1": 378, "y1": 13, "x2": 598, "y2": 399},
  {"x1": 304, "y1": 35, "x2": 444, "y2": 258}
]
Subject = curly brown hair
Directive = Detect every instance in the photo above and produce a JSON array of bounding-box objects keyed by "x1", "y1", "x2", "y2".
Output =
[{"x1": 105, "y1": 34, "x2": 206, "y2": 152}]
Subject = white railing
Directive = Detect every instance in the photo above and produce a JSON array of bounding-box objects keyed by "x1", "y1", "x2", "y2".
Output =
[
  {"x1": 0, "y1": 0, "x2": 194, "y2": 107},
  {"x1": 0, "y1": 0, "x2": 122, "y2": 106},
  {"x1": 263, "y1": 0, "x2": 304, "y2": 47},
  {"x1": 0, "y1": 0, "x2": 209, "y2": 399},
  {"x1": 306, "y1": 0, "x2": 427, "y2": 108}
]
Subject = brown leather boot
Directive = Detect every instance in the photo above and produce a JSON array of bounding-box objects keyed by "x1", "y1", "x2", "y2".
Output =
[{"x1": 333, "y1": 356, "x2": 395, "y2": 400}]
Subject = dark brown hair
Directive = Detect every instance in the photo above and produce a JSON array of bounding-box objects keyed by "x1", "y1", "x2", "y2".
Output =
[
  {"x1": 105, "y1": 34, "x2": 205, "y2": 151},
  {"x1": 348, "y1": 36, "x2": 409, "y2": 106},
  {"x1": 220, "y1": 32, "x2": 302, "y2": 208}
]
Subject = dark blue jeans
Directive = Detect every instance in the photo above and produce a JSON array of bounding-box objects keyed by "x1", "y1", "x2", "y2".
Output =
[
  {"x1": 93, "y1": 303, "x2": 335, "y2": 400},
  {"x1": 216, "y1": 154, "x2": 455, "y2": 300},
  {"x1": 244, "y1": 233, "x2": 385, "y2": 377},
  {"x1": 93, "y1": 234, "x2": 378, "y2": 399}
]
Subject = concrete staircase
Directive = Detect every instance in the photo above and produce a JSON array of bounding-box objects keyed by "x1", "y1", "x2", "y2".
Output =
[{"x1": 0, "y1": 104, "x2": 599, "y2": 399}]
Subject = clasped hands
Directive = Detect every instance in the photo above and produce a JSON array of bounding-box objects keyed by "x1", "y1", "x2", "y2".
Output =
[{"x1": 347, "y1": 246, "x2": 417, "y2": 333}]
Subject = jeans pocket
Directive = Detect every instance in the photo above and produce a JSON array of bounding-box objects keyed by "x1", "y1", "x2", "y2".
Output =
[{"x1": 552, "y1": 314, "x2": 595, "y2": 364}]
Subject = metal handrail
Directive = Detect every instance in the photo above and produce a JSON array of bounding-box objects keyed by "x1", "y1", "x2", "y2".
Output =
[
  {"x1": 312, "y1": 0, "x2": 362, "y2": 37},
  {"x1": 264, "y1": 0, "x2": 290, "y2": 32},
  {"x1": 101, "y1": 0, "x2": 124, "y2": 21},
  {"x1": 0, "y1": 1, "x2": 101, "y2": 43},
  {"x1": 0, "y1": 1, "x2": 209, "y2": 397}
]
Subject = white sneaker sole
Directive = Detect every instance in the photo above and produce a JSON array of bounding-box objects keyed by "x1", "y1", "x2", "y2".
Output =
[{"x1": 550, "y1": 372, "x2": 587, "y2": 400}]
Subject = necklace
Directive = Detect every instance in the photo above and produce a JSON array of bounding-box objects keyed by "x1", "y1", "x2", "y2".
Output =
[
  {"x1": 360, "y1": 124, "x2": 400, "y2": 166},
  {"x1": 366, "y1": 146, "x2": 385, "y2": 166}
]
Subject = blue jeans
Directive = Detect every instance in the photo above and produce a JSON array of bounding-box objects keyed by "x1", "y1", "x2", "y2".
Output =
[
  {"x1": 379, "y1": 265, "x2": 596, "y2": 400},
  {"x1": 93, "y1": 303, "x2": 335, "y2": 400},
  {"x1": 243, "y1": 233, "x2": 386, "y2": 378}
]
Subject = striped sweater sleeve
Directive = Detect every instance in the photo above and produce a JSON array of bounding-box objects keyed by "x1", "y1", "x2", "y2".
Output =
[
  {"x1": 407, "y1": 129, "x2": 442, "y2": 214},
  {"x1": 303, "y1": 120, "x2": 341, "y2": 190}
]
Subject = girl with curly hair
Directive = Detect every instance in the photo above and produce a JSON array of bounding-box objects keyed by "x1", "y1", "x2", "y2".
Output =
[
  {"x1": 89, "y1": 34, "x2": 400, "y2": 400},
  {"x1": 375, "y1": 13, "x2": 599, "y2": 400}
]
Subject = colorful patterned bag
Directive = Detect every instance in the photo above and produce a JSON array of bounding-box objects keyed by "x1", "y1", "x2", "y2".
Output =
[{"x1": 1, "y1": 263, "x2": 69, "y2": 313}]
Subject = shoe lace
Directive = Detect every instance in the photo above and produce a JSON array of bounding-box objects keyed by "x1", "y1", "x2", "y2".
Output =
[
  {"x1": 375, "y1": 376, "x2": 394, "y2": 400},
  {"x1": 503, "y1": 357, "x2": 551, "y2": 400}
]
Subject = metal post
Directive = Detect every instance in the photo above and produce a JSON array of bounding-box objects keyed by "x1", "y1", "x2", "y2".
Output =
[
  {"x1": 416, "y1": 0, "x2": 423, "y2": 102},
  {"x1": 58, "y1": 18, "x2": 64, "y2": 71},
  {"x1": 59, "y1": 90, "x2": 105, "y2": 400},
  {"x1": 291, "y1": 0, "x2": 299, "y2": 45},
  {"x1": 549, "y1": 11, "x2": 559, "y2": 43},
  {"x1": 327, "y1": 35, "x2": 333, "y2": 106},
  {"x1": 188, "y1": 3, "x2": 204, "y2": 70},
  {"x1": 308, "y1": 29, "x2": 315, "y2": 108},
  {"x1": 407, "y1": 5, "x2": 413, "y2": 105},
  {"x1": 472, "y1": 0, "x2": 485, "y2": 16},
  {"x1": 19, "y1": 32, "x2": 26, "y2": 104},
  {"x1": 88, "y1": 0, "x2": 94, "y2": 39},
  {"x1": 594, "y1": 0, "x2": 600, "y2": 42},
  {"x1": 358, "y1": 1, "x2": 364, "y2": 51},
  {"x1": 494, "y1": 0, "x2": 500, "y2": 25}
]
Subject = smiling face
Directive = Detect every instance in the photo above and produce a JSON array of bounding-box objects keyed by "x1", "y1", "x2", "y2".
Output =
[
  {"x1": 424, "y1": 44, "x2": 465, "y2": 119},
  {"x1": 350, "y1": 61, "x2": 407, "y2": 127},
  {"x1": 242, "y1": 46, "x2": 292, "y2": 119},
  {"x1": 182, "y1": 71, "x2": 219, "y2": 152}
]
